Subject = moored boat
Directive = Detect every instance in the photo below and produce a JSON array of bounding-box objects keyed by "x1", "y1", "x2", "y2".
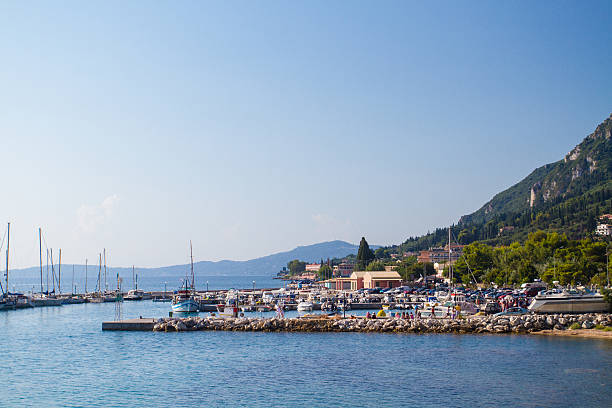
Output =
[
  {"x1": 171, "y1": 241, "x2": 199, "y2": 313},
  {"x1": 528, "y1": 289, "x2": 609, "y2": 313}
]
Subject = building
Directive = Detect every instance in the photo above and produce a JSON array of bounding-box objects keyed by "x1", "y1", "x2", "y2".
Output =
[
  {"x1": 417, "y1": 244, "x2": 464, "y2": 264},
  {"x1": 305, "y1": 263, "x2": 322, "y2": 272},
  {"x1": 363, "y1": 271, "x2": 402, "y2": 289},
  {"x1": 332, "y1": 262, "x2": 354, "y2": 277},
  {"x1": 596, "y1": 223, "x2": 611, "y2": 236},
  {"x1": 596, "y1": 215, "x2": 612, "y2": 237},
  {"x1": 349, "y1": 271, "x2": 367, "y2": 290}
]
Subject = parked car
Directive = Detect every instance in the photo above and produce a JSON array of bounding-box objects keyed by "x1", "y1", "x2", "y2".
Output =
[
  {"x1": 484, "y1": 302, "x2": 502, "y2": 315},
  {"x1": 494, "y1": 307, "x2": 529, "y2": 316}
]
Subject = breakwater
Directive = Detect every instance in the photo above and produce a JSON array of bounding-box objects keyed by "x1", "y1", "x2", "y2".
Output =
[{"x1": 150, "y1": 313, "x2": 612, "y2": 334}]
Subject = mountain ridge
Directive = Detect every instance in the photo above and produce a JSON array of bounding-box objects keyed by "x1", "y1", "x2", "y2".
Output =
[{"x1": 7, "y1": 240, "x2": 363, "y2": 279}]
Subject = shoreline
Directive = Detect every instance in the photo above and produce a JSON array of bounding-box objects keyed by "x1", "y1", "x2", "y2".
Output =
[{"x1": 531, "y1": 328, "x2": 612, "y2": 340}]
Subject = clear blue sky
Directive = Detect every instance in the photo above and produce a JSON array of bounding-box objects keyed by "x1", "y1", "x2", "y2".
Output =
[{"x1": 1, "y1": 1, "x2": 611, "y2": 268}]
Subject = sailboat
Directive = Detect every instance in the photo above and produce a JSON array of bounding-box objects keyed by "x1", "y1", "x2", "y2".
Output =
[
  {"x1": 421, "y1": 227, "x2": 478, "y2": 318},
  {"x1": 171, "y1": 241, "x2": 199, "y2": 313}
]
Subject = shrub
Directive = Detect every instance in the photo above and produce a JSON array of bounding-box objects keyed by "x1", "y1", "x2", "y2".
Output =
[
  {"x1": 594, "y1": 324, "x2": 605, "y2": 330},
  {"x1": 569, "y1": 322, "x2": 582, "y2": 330}
]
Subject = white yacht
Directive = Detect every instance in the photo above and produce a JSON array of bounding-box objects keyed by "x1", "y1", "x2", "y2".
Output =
[
  {"x1": 297, "y1": 301, "x2": 313, "y2": 311},
  {"x1": 528, "y1": 289, "x2": 609, "y2": 313}
]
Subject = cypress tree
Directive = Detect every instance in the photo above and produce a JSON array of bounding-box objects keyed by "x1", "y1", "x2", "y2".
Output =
[{"x1": 355, "y1": 237, "x2": 374, "y2": 271}]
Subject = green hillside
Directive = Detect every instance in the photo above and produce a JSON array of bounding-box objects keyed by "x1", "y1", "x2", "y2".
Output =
[{"x1": 387, "y1": 113, "x2": 612, "y2": 255}]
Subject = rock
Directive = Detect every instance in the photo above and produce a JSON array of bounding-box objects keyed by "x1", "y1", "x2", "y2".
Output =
[{"x1": 582, "y1": 321, "x2": 594, "y2": 329}]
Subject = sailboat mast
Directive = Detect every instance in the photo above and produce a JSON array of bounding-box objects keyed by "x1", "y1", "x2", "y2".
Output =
[
  {"x1": 58, "y1": 249, "x2": 62, "y2": 294},
  {"x1": 46, "y1": 249, "x2": 49, "y2": 294},
  {"x1": 85, "y1": 259, "x2": 88, "y2": 294},
  {"x1": 5, "y1": 222, "x2": 9, "y2": 295},
  {"x1": 103, "y1": 248, "x2": 107, "y2": 293},
  {"x1": 72, "y1": 264, "x2": 75, "y2": 295},
  {"x1": 448, "y1": 227, "x2": 452, "y2": 290},
  {"x1": 132, "y1": 265, "x2": 135, "y2": 290},
  {"x1": 39, "y1": 228, "x2": 43, "y2": 294},
  {"x1": 51, "y1": 249, "x2": 55, "y2": 293},
  {"x1": 98, "y1": 253, "x2": 102, "y2": 294},
  {"x1": 190, "y1": 240, "x2": 194, "y2": 293}
]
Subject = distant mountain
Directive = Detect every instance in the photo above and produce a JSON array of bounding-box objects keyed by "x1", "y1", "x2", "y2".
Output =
[
  {"x1": 8, "y1": 240, "x2": 362, "y2": 279},
  {"x1": 394, "y1": 113, "x2": 612, "y2": 253}
]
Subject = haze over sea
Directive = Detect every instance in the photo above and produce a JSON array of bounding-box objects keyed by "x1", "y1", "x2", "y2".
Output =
[{"x1": 1, "y1": 301, "x2": 610, "y2": 407}]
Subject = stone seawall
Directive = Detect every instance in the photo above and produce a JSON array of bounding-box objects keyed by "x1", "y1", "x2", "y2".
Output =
[{"x1": 152, "y1": 313, "x2": 612, "y2": 334}]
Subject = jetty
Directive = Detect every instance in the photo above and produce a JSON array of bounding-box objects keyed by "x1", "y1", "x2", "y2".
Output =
[{"x1": 102, "y1": 312, "x2": 612, "y2": 335}]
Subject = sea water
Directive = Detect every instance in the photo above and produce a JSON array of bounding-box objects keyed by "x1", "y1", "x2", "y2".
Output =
[{"x1": 0, "y1": 301, "x2": 610, "y2": 407}]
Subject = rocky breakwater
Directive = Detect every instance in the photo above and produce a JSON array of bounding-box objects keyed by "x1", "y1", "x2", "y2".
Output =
[{"x1": 152, "y1": 313, "x2": 612, "y2": 334}]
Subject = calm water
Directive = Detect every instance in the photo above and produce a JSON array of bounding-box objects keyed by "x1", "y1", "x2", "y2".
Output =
[
  {"x1": 1, "y1": 301, "x2": 611, "y2": 407},
  {"x1": 8, "y1": 274, "x2": 281, "y2": 294}
]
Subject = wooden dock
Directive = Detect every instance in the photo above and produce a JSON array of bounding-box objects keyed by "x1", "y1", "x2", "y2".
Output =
[{"x1": 102, "y1": 318, "x2": 157, "y2": 331}]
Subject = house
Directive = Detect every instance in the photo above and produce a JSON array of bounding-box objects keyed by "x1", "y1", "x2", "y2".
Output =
[
  {"x1": 363, "y1": 271, "x2": 402, "y2": 289},
  {"x1": 348, "y1": 271, "x2": 367, "y2": 290},
  {"x1": 305, "y1": 263, "x2": 322, "y2": 272},
  {"x1": 596, "y1": 223, "x2": 611, "y2": 237},
  {"x1": 332, "y1": 262, "x2": 354, "y2": 277},
  {"x1": 418, "y1": 244, "x2": 464, "y2": 263}
]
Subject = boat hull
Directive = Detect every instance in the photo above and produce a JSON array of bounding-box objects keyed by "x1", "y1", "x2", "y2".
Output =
[
  {"x1": 31, "y1": 298, "x2": 64, "y2": 307},
  {"x1": 172, "y1": 299, "x2": 199, "y2": 313},
  {"x1": 529, "y1": 296, "x2": 609, "y2": 314}
]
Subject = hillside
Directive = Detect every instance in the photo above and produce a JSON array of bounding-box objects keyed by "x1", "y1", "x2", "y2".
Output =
[
  {"x1": 393, "y1": 113, "x2": 612, "y2": 254},
  {"x1": 8, "y1": 240, "x2": 361, "y2": 279}
]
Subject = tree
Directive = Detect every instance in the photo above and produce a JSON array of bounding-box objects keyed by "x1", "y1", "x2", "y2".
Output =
[
  {"x1": 318, "y1": 264, "x2": 332, "y2": 280},
  {"x1": 287, "y1": 259, "x2": 306, "y2": 275},
  {"x1": 355, "y1": 237, "x2": 375, "y2": 270},
  {"x1": 366, "y1": 261, "x2": 386, "y2": 271}
]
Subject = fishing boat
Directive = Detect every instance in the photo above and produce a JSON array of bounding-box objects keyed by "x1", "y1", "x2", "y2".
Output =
[
  {"x1": 171, "y1": 241, "x2": 199, "y2": 313},
  {"x1": 528, "y1": 289, "x2": 609, "y2": 313}
]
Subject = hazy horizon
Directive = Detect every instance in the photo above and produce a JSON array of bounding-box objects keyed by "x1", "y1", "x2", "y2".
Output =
[{"x1": 1, "y1": 1, "x2": 611, "y2": 268}]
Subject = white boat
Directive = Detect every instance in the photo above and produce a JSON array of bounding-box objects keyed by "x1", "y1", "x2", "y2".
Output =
[
  {"x1": 528, "y1": 289, "x2": 609, "y2": 314},
  {"x1": 30, "y1": 294, "x2": 64, "y2": 307},
  {"x1": 297, "y1": 301, "x2": 313, "y2": 311},
  {"x1": 216, "y1": 303, "x2": 239, "y2": 318},
  {"x1": 125, "y1": 289, "x2": 145, "y2": 301}
]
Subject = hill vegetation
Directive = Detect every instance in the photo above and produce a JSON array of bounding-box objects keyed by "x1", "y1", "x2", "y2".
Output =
[{"x1": 377, "y1": 113, "x2": 612, "y2": 256}]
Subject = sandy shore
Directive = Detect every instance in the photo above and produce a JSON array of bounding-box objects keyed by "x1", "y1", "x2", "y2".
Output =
[{"x1": 532, "y1": 329, "x2": 612, "y2": 339}]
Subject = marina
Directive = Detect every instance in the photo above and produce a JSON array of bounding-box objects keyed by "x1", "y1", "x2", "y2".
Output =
[{"x1": 1, "y1": 299, "x2": 610, "y2": 407}]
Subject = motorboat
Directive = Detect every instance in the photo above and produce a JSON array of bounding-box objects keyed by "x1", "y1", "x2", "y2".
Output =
[
  {"x1": 528, "y1": 289, "x2": 609, "y2": 313},
  {"x1": 216, "y1": 303, "x2": 239, "y2": 318},
  {"x1": 297, "y1": 301, "x2": 313, "y2": 311},
  {"x1": 125, "y1": 289, "x2": 145, "y2": 301}
]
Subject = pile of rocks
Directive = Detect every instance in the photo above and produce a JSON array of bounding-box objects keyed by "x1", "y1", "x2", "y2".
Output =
[{"x1": 152, "y1": 313, "x2": 612, "y2": 334}]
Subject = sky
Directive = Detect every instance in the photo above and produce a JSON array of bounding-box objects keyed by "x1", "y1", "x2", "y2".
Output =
[{"x1": 0, "y1": 1, "x2": 611, "y2": 269}]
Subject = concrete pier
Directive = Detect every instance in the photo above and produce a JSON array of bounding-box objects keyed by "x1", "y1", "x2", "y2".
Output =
[{"x1": 102, "y1": 318, "x2": 157, "y2": 331}]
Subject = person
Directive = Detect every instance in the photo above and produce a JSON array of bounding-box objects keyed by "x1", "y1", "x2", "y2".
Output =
[
  {"x1": 431, "y1": 305, "x2": 436, "y2": 319},
  {"x1": 365, "y1": 311, "x2": 371, "y2": 319}
]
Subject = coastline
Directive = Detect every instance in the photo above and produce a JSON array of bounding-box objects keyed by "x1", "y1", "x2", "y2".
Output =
[{"x1": 531, "y1": 328, "x2": 612, "y2": 340}]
